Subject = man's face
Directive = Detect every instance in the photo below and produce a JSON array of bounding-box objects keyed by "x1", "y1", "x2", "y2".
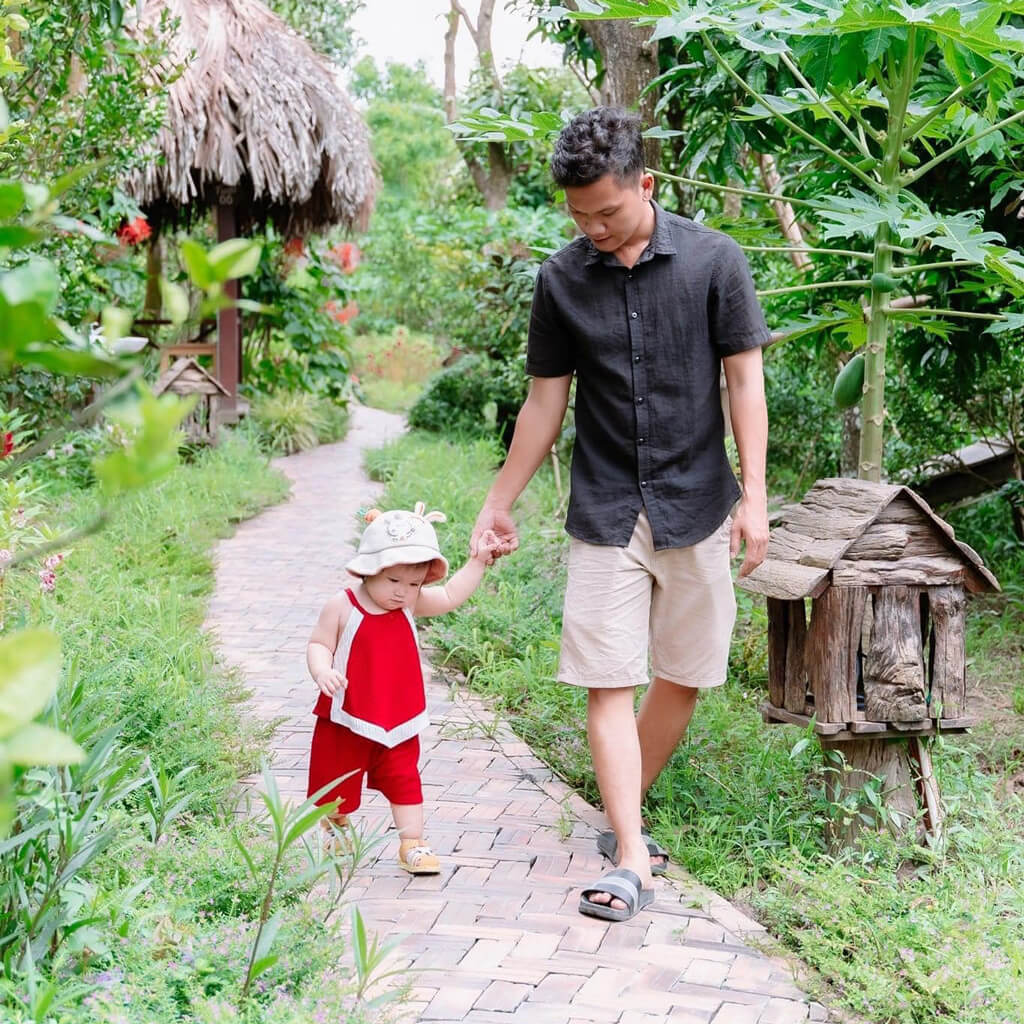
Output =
[{"x1": 564, "y1": 172, "x2": 654, "y2": 252}]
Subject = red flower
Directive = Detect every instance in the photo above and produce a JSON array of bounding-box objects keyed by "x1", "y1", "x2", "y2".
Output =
[
  {"x1": 1, "y1": 432, "x2": 13, "y2": 458},
  {"x1": 116, "y1": 217, "x2": 152, "y2": 246},
  {"x1": 328, "y1": 241, "x2": 361, "y2": 274},
  {"x1": 322, "y1": 300, "x2": 359, "y2": 325},
  {"x1": 283, "y1": 236, "x2": 305, "y2": 258}
]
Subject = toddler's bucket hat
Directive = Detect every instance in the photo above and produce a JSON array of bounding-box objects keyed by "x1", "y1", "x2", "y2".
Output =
[{"x1": 345, "y1": 502, "x2": 449, "y2": 584}]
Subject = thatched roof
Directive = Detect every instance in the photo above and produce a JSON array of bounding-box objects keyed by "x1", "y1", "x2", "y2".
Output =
[
  {"x1": 737, "y1": 477, "x2": 999, "y2": 600},
  {"x1": 125, "y1": 0, "x2": 376, "y2": 237}
]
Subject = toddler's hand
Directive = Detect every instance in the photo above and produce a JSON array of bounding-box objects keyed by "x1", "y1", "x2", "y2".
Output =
[
  {"x1": 475, "y1": 528, "x2": 502, "y2": 566},
  {"x1": 315, "y1": 669, "x2": 347, "y2": 697}
]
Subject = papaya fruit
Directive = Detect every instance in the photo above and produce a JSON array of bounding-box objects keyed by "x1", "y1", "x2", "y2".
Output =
[{"x1": 832, "y1": 353, "x2": 865, "y2": 409}]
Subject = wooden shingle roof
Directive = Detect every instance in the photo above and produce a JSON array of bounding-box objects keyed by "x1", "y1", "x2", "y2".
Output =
[{"x1": 737, "y1": 478, "x2": 999, "y2": 599}]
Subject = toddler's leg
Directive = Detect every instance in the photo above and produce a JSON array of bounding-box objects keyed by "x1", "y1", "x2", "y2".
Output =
[{"x1": 392, "y1": 803, "x2": 440, "y2": 875}]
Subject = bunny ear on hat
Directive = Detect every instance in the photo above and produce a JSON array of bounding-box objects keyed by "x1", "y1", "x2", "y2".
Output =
[{"x1": 412, "y1": 500, "x2": 446, "y2": 524}]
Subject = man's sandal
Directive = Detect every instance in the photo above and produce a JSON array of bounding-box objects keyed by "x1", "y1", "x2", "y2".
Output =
[
  {"x1": 596, "y1": 829, "x2": 670, "y2": 876},
  {"x1": 398, "y1": 839, "x2": 441, "y2": 875},
  {"x1": 579, "y1": 868, "x2": 655, "y2": 922}
]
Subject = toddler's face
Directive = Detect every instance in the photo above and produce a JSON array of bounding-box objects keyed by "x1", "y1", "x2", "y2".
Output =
[{"x1": 364, "y1": 562, "x2": 430, "y2": 611}]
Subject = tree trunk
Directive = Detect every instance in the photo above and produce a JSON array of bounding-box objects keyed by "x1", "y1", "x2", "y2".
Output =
[
  {"x1": 757, "y1": 152, "x2": 811, "y2": 271},
  {"x1": 564, "y1": 3, "x2": 662, "y2": 171},
  {"x1": 444, "y1": 0, "x2": 511, "y2": 209},
  {"x1": 821, "y1": 738, "x2": 919, "y2": 849}
]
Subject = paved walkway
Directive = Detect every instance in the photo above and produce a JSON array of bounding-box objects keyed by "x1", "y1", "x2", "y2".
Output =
[{"x1": 205, "y1": 405, "x2": 832, "y2": 1024}]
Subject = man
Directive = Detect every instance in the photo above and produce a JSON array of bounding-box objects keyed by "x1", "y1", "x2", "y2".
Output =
[{"x1": 471, "y1": 107, "x2": 770, "y2": 922}]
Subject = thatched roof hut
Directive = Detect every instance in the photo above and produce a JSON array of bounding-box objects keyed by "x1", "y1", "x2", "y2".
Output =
[{"x1": 125, "y1": 0, "x2": 376, "y2": 237}]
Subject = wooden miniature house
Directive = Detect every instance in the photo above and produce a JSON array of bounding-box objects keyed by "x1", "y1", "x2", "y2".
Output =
[
  {"x1": 152, "y1": 357, "x2": 231, "y2": 444},
  {"x1": 737, "y1": 478, "x2": 999, "y2": 741}
]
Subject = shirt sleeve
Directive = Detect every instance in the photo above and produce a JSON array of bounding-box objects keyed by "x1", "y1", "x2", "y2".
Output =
[
  {"x1": 709, "y1": 238, "x2": 771, "y2": 356},
  {"x1": 525, "y1": 263, "x2": 575, "y2": 378}
]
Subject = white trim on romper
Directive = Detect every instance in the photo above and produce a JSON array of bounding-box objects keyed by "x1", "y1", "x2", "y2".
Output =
[{"x1": 318, "y1": 602, "x2": 429, "y2": 749}]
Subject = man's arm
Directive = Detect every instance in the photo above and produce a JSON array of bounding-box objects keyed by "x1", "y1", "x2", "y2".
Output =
[
  {"x1": 470, "y1": 374, "x2": 572, "y2": 556},
  {"x1": 723, "y1": 346, "x2": 769, "y2": 577}
]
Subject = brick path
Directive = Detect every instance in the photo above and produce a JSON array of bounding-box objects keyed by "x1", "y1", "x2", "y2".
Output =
[{"x1": 205, "y1": 405, "x2": 832, "y2": 1024}]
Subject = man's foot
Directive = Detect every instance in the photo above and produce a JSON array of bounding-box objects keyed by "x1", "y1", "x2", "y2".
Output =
[
  {"x1": 579, "y1": 868, "x2": 655, "y2": 922},
  {"x1": 398, "y1": 837, "x2": 441, "y2": 875},
  {"x1": 596, "y1": 829, "x2": 669, "y2": 876}
]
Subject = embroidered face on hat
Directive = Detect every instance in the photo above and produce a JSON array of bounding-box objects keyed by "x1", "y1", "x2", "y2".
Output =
[{"x1": 345, "y1": 502, "x2": 449, "y2": 584}]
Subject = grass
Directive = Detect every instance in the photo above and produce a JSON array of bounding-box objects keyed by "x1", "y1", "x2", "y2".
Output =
[
  {"x1": 244, "y1": 391, "x2": 350, "y2": 456},
  {"x1": 350, "y1": 327, "x2": 442, "y2": 412},
  {"x1": 2, "y1": 434, "x2": 382, "y2": 1023},
  {"x1": 369, "y1": 429, "x2": 1024, "y2": 1024}
]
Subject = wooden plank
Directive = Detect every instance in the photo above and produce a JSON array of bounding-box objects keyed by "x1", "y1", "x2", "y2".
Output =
[
  {"x1": 795, "y1": 537, "x2": 851, "y2": 569},
  {"x1": 864, "y1": 585, "x2": 928, "y2": 722},
  {"x1": 766, "y1": 599, "x2": 788, "y2": 709},
  {"x1": 805, "y1": 587, "x2": 862, "y2": 723},
  {"x1": 759, "y1": 702, "x2": 845, "y2": 734},
  {"x1": 927, "y1": 585, "x2": 967, "y2": 718},
  {"x1": 760, "y1": 704, "x2": 974, "y2": 740},
  {"x1": 736, "y1": 559, "x2": 829, "y2": 599},
  {"x1": 783, "y1": 599, "x2": 808, "y2": 713},
  {"x1": 832, "y1": 558, "x2": 965, "y2": 588}
]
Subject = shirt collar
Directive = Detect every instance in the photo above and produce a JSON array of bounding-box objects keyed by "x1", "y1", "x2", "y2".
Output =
[{"x1": 583, "y1": 200, "x2": 677, "y2": 266}]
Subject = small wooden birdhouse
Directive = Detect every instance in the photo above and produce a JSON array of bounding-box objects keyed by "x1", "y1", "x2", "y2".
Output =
[
  {"x1": 152, "y1": 357, "x2": 231, "y2": 445},
  {"x1": 738, "y1": 478, "x2": 999, "y2": 741}
]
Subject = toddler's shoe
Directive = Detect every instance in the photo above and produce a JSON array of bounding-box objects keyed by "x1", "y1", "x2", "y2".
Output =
[
  {"x1": 398, "y1": 838, "x2": 440, "y2": 875},
  {"x1": 320, "y1": 816, "x2": 352, "y2": 856}
]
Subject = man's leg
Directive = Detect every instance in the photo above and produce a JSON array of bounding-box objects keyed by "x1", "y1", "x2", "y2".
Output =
[
  {"x1": 636, "y1": 678, "x2": 700, "y2": 797},
  {"x1": 585, "y1": 686, "x2": 652, "y2": 910}
]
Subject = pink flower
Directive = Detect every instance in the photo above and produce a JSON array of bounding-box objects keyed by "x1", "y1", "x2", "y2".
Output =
[
  {"x1": 44, "y1": 553, "x2": 64, "y2": 570},
  {"x1": 39, "y1": 569, "x2": 56, "y2": 593},
  {"x1": 0, "y1": 549, "x2": 12, "y2": 567}
]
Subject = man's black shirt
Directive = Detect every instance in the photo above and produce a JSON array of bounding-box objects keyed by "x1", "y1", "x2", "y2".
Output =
[{"x1": 525, "y1": 202, "x2": 769, "y2": 550}]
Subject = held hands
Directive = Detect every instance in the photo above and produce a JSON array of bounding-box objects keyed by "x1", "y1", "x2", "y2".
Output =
[
  {"x1": 314, "y1": 668, "x2": 347, "y2": 698},
  {"x1": 470, "y1": 506, "x2": 519, "y2": 563},
  {"x1": 473, "y1": 528, "x2": 503, "y2": 566}
]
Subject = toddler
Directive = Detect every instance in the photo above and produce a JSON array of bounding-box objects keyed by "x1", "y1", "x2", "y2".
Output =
[{"x1": 306, "y1": 502, "x2": 498, "y2": 874}]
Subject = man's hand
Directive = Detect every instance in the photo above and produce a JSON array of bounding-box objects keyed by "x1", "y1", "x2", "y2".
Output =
[
  {"x1": 471, "y1": 506, "x2": 519, "y2": 560},
  {"x1": 315, "y1": 669, "x2": 347, "y2": 698},
  {"x1": 730, "y1": 496, "x2": 770, "y2": 578}
]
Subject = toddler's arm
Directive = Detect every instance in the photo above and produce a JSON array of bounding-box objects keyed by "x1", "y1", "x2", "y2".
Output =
[
  {"x1": 307, "y1": 593, "x2": 351, "y2": 697},
  {"x1": 414, "y1": 530, "x2": 500, "y2": 617}
]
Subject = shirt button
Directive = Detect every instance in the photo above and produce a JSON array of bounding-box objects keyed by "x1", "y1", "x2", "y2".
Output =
[
  {"x1": 630, "y1": 311, "x2": 638, "y2": 319},
  {"x1": 627, "y1": 273, "x2": 633, "y2": 280},
  {"x1": 638, "y1": 437, "x2": 646, "y2": 445},
  {"x1": 636, "y1": 396, "x2": 644, "y2": 404},
  {"x1": 640, "y1": 481, "x2": 648, "y2": 488},
  {"x1": 634, "y1": 354, "x2": 641, "y2": 363}
]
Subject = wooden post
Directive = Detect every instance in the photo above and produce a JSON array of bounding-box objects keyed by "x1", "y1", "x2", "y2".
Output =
[{"x1": 216, "y1": 204, "x2": 241, "y2": 417}]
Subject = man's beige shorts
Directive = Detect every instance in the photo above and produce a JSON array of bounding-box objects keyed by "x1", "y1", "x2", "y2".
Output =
[{"x1": 558, "y1": 510, "x2": 737, "y2": 690}]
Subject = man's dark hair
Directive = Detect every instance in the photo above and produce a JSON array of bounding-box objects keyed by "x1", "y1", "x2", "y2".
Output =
[{"x1": 551, "y1": 107, "x2": 645, "y2": 188}]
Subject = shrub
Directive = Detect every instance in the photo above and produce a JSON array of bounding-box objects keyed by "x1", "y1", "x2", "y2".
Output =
[
  {"x1": 246, "y1": 392, "x2": 350, "y2": 456},
  {"x1": 407, "y1": 353, "x2": 526, "y2": 444}
]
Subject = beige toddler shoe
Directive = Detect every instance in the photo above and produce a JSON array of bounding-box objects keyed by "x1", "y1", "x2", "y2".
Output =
[{"x1": 398, "y1": 837, "x2": 440, "y2": 875}]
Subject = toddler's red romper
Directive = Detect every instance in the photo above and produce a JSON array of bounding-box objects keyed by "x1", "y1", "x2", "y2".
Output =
[{"x1": 307, "y1": 588, "x2": 427, "y2": 813}]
